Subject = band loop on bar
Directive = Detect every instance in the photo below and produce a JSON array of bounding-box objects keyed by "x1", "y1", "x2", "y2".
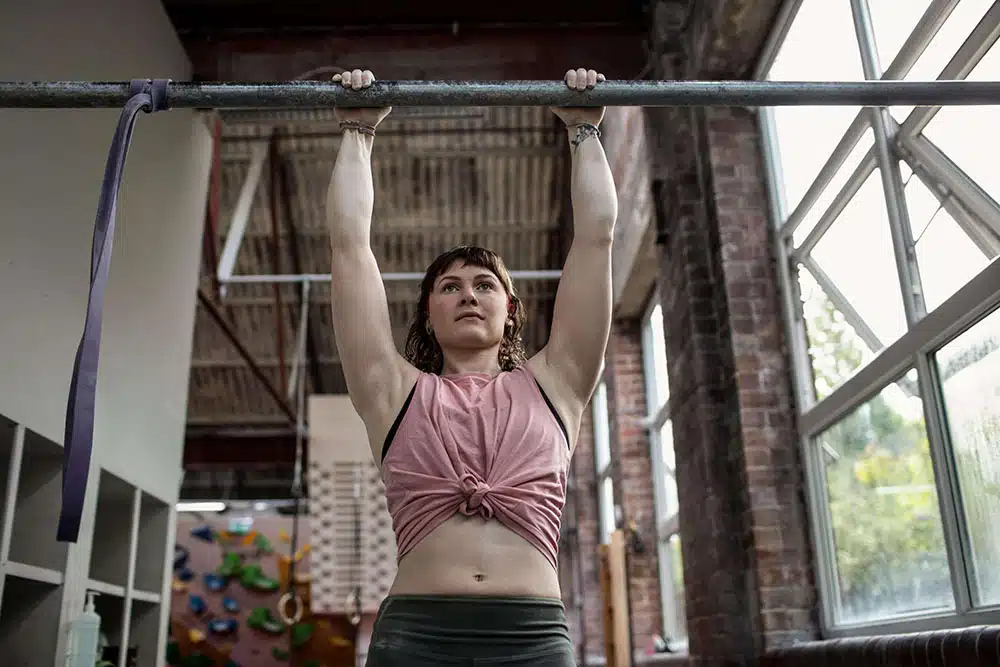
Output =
[{"x1": 56, "y1": 78, "x2": 169, "y2": 543}]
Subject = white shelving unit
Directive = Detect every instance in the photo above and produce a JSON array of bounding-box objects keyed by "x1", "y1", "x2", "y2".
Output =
[{"x1": 0, "y1": 412, "x2": 172, "y2": 667}]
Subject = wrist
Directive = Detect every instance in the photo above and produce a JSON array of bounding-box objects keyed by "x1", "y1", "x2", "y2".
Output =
[{"x1": 567, "y1": 122, "x2": 602, "y2": 149}]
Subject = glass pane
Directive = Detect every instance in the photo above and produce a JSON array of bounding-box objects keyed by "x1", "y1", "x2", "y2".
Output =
[
  {"x1": 600, "y1": 476, "x2": 616, "y2": 544},
  {"x1": 766, "y1": 0, "x2": 865, "y2": 214},
  {"x1": 914, "y1": 209, "x2": 991, "y2": 314},
  {"x1": 664, "y1": 533, "x2": 687, "y2": 644},
  {"x1": 799, "y1": 267, "x2": 876, "y2": 401},
  {"x1": 818, "y1": 372, "x2": 953, "y2": 624},
  {"x1": 593, "y1": 382, "x2": 611, "y2": 473},
  {"x1": 895, "y1": 0, "x2": 994, "y2": 121},
  {"x1": 645, "y1": 303, "x2": 670, "y2": 408},
  {"x1": 923, "y1": 42, "x2": 1000, "y2": 207},
  {"x1": 869, "y1": 0, "x2": 933, "y2": 68},
  {"x1": 811, "y1": 170, "x2": 908, "y2": 346},
  {"x1": 935, "y1": 307, "x2": 1000, "y2": 606},
  {"x1": 791, "y1": 128, "x2": 874, "y2": 247}
]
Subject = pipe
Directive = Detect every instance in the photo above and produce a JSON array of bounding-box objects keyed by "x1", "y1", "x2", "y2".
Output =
[
  {"x1": 4, "y1": 79, "x2": 1000, "y2": 108},
  {"x1": 197, "y1": 288, "x2": 298, "y2": 424},
  {"x1": 222, "y1": 270, "x2": 563, "y2": 283}
]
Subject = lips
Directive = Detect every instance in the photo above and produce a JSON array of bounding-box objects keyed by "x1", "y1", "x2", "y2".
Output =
[{"x1": 456, "y1": 312, "x2": 484, "y2": 321}]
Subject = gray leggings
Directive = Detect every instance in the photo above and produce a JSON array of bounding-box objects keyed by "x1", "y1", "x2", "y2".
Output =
[{"x1": 365, "y1": 595, "x2": 577, "y2": 666}]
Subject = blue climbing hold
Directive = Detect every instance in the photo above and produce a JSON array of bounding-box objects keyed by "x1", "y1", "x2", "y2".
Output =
[
  {"x1": 177, "y1": 567, "x2": 195, "y2": 582},
  {"x1": 174, "y1": 544, "x2": 190, "y2": 570},
  {"x1": 223, "y1": 597, "x2": 239, "y2": 612},
  {"x1": 204, "y1": 573, "x2": 226, "y2": 592},
  {"x1": 189, "y1": 594, "x2": 206, "y2": 615},
  {"x1": 191, "y1": 525, "x2": 215, "y2": 542},
  {"x1": 208, "y1": 618, "x2": 239, "y2": 635},
  {"x1": 225, "y1": 661, "x2": 242, "y2": 667}
]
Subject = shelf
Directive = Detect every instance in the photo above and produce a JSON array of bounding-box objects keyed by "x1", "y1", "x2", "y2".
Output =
[
  {"x1": 133, "y1": 491, "x2": 170, "y2": 594},
  {"x1": 131, "y1": 588, "x2": 161, "y2": 604},
  {"x1": 0, "y1": 415, "x2": 15, "y2": 546},
  {"x1": 128, "y1": 598, "x2": 161, "y2": 667},
  {"x1": 7, "y1": 428, "x2": 68, "y2": 573},
  {"x1": 89, "y1": 469, "x2": 136, "y2": 589},
  {"x1": 0, "y1": 572, "x2": 63, "y2": 667},
  {"x1": 5, "y1": 560, "x2": 63, "y2": 586},
  {"x1": 92, "y1": 590, "x2": 127, "y2": 649},
  {"x1": 88, "y1": 578, "x2": 126, "y2": 599}
]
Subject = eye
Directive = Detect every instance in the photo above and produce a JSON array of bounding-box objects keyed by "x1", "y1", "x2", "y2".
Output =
[
  {"x1": 476, "y1": 282, "x2": 495, "y2": 291},
  {"x1": 441, "y1": 283, "x2": 458, "y2": 293}
]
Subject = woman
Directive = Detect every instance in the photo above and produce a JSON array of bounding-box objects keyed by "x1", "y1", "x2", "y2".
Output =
[{"x1": 326, "y1": 67, "x2": 617, "y2": 667}]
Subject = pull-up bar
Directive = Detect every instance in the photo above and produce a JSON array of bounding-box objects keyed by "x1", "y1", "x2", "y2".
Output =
[{"x1": 2, "y1": 79, "x2": 1000, "y2": 109}]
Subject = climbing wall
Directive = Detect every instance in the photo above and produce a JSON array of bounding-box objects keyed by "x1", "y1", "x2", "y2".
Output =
[{"x1": 308, "y1": 395, "x2": 398, "y2": 616}]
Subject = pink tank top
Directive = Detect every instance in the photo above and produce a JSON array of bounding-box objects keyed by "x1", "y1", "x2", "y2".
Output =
[{"x1": 379, "y1": 365, "x2": 571, "y2": 570}]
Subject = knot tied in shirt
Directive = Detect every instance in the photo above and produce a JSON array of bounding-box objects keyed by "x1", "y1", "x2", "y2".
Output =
[{"x1": 459, "y1": 472, "x2": 494, "y2": 519}]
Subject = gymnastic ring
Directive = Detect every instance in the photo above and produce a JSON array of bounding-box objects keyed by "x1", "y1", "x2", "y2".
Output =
[
  {"x1": 278, "y1": 592, "x2": 304, "y2": 626},
  {"x1": 344, "y1": 590, "x2": 361, "y2": 626}
]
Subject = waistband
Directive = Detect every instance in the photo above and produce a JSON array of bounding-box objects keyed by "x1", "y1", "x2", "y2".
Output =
[{"x1": 375, "y1": 594, "x2": 569, "y2": 638}]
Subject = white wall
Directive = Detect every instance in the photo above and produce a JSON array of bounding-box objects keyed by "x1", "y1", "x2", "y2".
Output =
[{"x1": 0, "y1": 0, "x2": 211, "y2": 503}]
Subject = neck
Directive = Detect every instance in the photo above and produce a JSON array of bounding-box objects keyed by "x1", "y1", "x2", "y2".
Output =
[{"x1": 440, "y1": 347, "x2": 502, "y2": 376}]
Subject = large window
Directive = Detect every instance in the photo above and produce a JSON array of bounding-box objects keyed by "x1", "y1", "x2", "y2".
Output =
[
  {"x1": 759, "y1": 0, "x2": 1000, "y2": 635},
  {"x1": 641, "y1": 298, "x2": 686, "y2": 650}
]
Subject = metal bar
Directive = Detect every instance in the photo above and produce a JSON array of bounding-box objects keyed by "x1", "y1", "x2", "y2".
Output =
[
  {"x1": 898, "y1": 130, "x2": 1000, "y2": 242},
  {"x1": 852, "y1": 0, "x2": 927, "y2": 327},
  {"x1": 222, "y1": 270, "x2": 563, "y2": 283},
  {"x1": 216, "y1": 131, "x2": 271, "y2": 290},
  {"x1": 5, "y1": 80, "x2": 1000, "y2": 108},
  {"x1": 287, "y1": 281, "x2": 311, "y2": 400},
  {"x1": 800, "y1": 256, "x2": 884, "y2": 355},
  {"x1": 196, "y1": 288, "x2": 298, "y2": 424},
  {"x1": 900, "y1": 0, "x2": 1000, "y2": 138},
  {"x1": 791, "y1": 150, "x2": 877, "y2": 261}
]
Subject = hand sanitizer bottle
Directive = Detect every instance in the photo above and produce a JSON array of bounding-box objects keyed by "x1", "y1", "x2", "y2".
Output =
[{"x1": 65, "y1": 591, "x2": 101, "y2": 667}]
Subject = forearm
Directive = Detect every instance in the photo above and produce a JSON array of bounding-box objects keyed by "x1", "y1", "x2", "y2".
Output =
[
  {"x1": 568, "y1": 128, "x2": 618, "y2": 243},
  {"x1": 326, "y1": 130, "x2": 376, "y2": 249}
]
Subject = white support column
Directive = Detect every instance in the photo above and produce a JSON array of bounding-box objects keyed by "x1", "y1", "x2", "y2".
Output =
[{"x1": 216, "y1": 128, "x2": 273, "y2": 296}]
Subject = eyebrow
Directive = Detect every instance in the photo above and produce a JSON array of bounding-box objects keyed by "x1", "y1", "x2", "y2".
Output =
[{"x1": 437, "y1": 272, "x2": 497, "y2": 285}]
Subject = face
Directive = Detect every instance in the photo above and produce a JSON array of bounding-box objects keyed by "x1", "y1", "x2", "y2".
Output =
[{"x1": 426, "y1": 261, "x2": 511, "y2": 351}]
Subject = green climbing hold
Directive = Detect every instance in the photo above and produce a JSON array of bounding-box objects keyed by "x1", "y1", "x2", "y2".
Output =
[
  {"x1": 247, "y1": 606, "x2": 285, "y2": 635},
  {"x1": 166, "y1": 641, "x2": 182, "y2": 665},
  {"x1": 239, "y1": 563, "x2": 279, "y2": 592},
  {"x1": 271, "y1": 646, "x2": 290, "y2": 661},
  {"x1": 291, "y1": 622, "x2": 314, "y2": 648},
  {"x1": 304, "y1": 660, "x2": 321, "y2": 667},
  {"x1": 217, "y1": 552, "x2": 244, "y2": 579},
  {"x1": 181, "y1": 655, "x2": 215, "y2": 667},
  {"x1": 254, "y1": 533, "x2": 273, "y2": 553}
]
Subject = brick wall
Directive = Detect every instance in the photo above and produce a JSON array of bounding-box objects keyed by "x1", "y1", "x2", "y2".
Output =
[
  {"x1": 704, "y1": 106, "x2": 818, "y2": 650},
  {"x1": 605, "y1": 322, "x2": 664, "y2": 658}
]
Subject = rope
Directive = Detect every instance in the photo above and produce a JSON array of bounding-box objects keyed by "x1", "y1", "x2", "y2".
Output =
[{"x1": 57, "y1": 79, "x2": 171, "y2": 543}]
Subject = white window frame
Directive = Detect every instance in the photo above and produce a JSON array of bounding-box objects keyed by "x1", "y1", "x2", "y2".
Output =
[
  {"x1": 640, "y1": 293, "x2": 687, "y2": 651},
  {"x1": 756, "y1": 0, "x2": 1000, "y2": 637},
  {"x1": 592, "y1": 380, "x2": 616, "y2": 545}
]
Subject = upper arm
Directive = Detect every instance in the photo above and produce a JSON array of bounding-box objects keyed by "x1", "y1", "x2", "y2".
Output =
[
  {"x1": 328, "y1": 242, "x2": 413, "y2": 422},
  {"x1": 537, "y1": 236, "x2": 614, "y2": 407}
]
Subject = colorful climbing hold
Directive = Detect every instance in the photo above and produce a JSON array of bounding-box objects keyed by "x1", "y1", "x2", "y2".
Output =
[
  {"x1": 291, "y1": 622, "x2": 314, "y2": 648},
  {"x1": 330, "y1": 636, "x2": 351, "y2": 647},
  {"x1": 188, "y1": 594, "x2": 206, "y2": 615},
  {"x1": 247, "y1": 606, "x2": 284, "y2": 635},
  {"x1": 174, "y1": 544, "x2": 190, "y2": 570},
  {"x1": 239, "y1": 564, "x2": 279, "y2": 592},
  {"x1": 279, "y1": 528, "x2": 290, "y2": 543},
  {"x1": 207, "y1": 618, "x2": 239, "y2": 635},
  {"x1": 180, "y1": 655, "x2": 214, "y2": 667},
  {"x1": 271, "y1": 647, "x2": 290, "y2": 661},
  {"x1": 222, "y1": 597, "x2": 239, "y2": 612},
  {"x1": 166, "y1": 640, "x2": 181, "y2": 665},
  {"x1": 188, "y1": 628, "x2": 206, "y2": 643},
  {"x1": 190, "y1": 525, "x2": 215, "y2": 542},
  {"x1": 254, "y1": 534, "x2": 273, "y2": 554},
  {"x1": 217, "y1": 552, "x2": 243, "y2": 579},
  {"x1": 171, "y1": 579, "x2": 188, "y2": 593},
  {"x1": 203, "y1": 572, "x2": 226, "y2": 592},
  {"x1": 176, "y1": 567, "x2": 195, "y2": 582}
]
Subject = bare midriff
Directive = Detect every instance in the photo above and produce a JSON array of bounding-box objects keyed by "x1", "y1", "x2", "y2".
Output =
[{"x1": 386, "y1": 514, "x2": 561, "y2": 599}]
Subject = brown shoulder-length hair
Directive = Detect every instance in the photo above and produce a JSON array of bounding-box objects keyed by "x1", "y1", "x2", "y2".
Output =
[{"x1": 404, "y1": 246, "x2": 527, "y2": 374}]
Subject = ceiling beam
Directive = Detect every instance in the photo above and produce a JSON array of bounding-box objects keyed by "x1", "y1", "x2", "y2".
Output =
[{"x1": 184, "y1": 27, "x2": 648, "y2": 83}]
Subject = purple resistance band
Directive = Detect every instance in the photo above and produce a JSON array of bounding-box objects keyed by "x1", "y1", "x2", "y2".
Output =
[{"x1": 56, "y1": 79, "x2": 171, "y2": 543}]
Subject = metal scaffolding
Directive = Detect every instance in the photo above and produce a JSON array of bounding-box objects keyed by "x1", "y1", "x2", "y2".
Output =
[{"x1": 2, "y1": 79, "x2": 1000, "y2": 109}]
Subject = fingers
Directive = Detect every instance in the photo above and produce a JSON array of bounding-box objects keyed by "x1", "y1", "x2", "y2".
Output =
[
  {"x1": 332, "y1": 69, "x2": 376, "y2": 89},
  {"x1": 564, "y1": 68, "x2": 605, "y2": 91}
]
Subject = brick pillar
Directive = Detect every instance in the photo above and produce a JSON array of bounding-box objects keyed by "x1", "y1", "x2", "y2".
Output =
[
  {"x1": 647, "y1": 101, "x2": 818, "y2": 663},
  {"x1": 566, "y1": 406, "x2": 608, "y2": 662},
  {"x1": 605, "y1": 322, "x2": 663, "y2": 660},
  {"x1": 704, "y1": 106, "x2": 817, "y2": 649}
]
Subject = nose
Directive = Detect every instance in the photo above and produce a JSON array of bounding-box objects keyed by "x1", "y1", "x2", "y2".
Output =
[{"x1": 459, "y1": 287, "x2": 478, "y2": 305}]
